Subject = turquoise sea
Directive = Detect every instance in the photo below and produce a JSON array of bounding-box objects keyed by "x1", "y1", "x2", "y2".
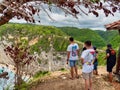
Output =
[
  {"x1": 0, "y1": 66, "x2": 30, "y2": 90},
  {"x1": 0, "y1": 66, "x2": 15, "y2": 90}
]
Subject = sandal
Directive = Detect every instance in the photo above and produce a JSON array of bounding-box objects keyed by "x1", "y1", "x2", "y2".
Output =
[
  {"x1": 76, "y1": 75, "x2": 80, "y2": 79},
  {"x1": 69, "y1": 77, "x2": 74, "y2": 80}
]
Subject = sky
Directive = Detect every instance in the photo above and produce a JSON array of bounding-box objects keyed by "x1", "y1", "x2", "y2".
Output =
[{"x1": 9, "y1": 3, "x2": 120, "y2": 31}]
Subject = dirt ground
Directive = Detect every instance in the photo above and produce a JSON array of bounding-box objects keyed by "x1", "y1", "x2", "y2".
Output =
[{"x1": 30, "y1": 66, "x2": 120, "y2": 90}]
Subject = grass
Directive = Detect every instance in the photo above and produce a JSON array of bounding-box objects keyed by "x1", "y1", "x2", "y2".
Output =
[
  {"x1": 98, "y1": 51, "x2": 106, "y2": 66},
  {"x1": 59, "y1": 68, "x2": 67, "y2": 72},
  {"x1": 16, "y1": 71, "x2": 50, "y2": 90},
  {"x1": 33, "y1": 71, "x2": 50, "y2": 79}
]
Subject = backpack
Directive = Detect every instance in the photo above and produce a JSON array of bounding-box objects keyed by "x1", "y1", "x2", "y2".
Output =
[{"x1": 110, "y1": 49, "x2": 116, "y2": 55}]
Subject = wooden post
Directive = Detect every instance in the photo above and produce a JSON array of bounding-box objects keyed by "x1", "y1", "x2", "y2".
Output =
[
  {"x1": 116, "y1": 47, "x2": 120, "y2": 74},
  {"x1": 116, "y1": 30, "x2": 120, "y2": 74}
]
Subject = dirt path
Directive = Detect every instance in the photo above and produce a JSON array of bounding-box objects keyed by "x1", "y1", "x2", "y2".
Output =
[{"x1": 30, "y1": 66, "x2": 119, "y2": 90}]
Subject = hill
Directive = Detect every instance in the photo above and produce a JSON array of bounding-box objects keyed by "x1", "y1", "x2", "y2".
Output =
[
  {"x1": 95, "y1": 30, "x2": 120, "y2": 49},
  {"x1": 95, "y1": 30, "x2": 118, "y2": 44},
  {"x1": 110, "y1": 35, "x2": 120, "y2": 49},
  {"x1": 58, "y1": 27, "x2": 106, "y2": 48},
  {"x1": 0, "y1": 23, "x2": 71, "y2": 53}
]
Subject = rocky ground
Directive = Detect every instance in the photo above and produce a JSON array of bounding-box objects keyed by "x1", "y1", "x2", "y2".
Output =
[{"x1": 30, "y1": 66, "x2": 120, "y2": 90}]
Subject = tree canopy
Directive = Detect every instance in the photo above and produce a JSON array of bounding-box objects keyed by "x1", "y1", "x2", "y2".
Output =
[{"x1": 0, "y1": 0, "x2": 119, "y2": 25}]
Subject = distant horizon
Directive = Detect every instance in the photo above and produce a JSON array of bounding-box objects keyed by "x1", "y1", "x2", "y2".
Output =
[
  {"x1": 9, "y1": 6, "x2": 119, "y2": 31},
  {"x1": 8, "y1": 22, "x2": 111, "y2": 31}
]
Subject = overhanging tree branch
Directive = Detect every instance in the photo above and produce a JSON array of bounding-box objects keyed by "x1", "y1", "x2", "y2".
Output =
[{"x1": 0, "y1": 0, "x2": 119, "y2": 26}]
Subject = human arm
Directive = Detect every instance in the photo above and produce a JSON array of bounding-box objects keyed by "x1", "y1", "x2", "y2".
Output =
[
  {"x1": 80, "y1": 57, "x2": 84, "y2": 65},
  {"x1": 104, "y1": 53, "x2": 110, "y2": 59},
  {"x1": 66, "y1": 51, "x2": 70, "y2": 64},
  {"x1": 76, "y1": 44, "x2": 80, "y2": 57},
  {"x1": 104, "y1": 49, "x2": 110, "y2": 60},
  {"x1": 80, "y1": 51, "x2": 86, "y2": 65}
]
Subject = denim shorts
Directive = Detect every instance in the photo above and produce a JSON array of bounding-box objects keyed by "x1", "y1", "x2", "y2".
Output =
[
  {"x1": 69, "y1": 60, "x2": 77, "y2": 67},
  {"x1": 94, "y1": 62, "x2": 98, "y2": 70}
]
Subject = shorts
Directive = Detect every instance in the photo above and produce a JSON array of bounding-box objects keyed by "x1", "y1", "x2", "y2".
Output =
[
  {"x1": 107, "y1": 62, "x2": 115, "y2": 72},
  {"x1": 107, "y1": 63, "x2": 115, "y2": 72},
  {"x1": 82, "y1": 72, "x2": 93, "y2": 80},
  {"x1": 94, "y1": 62, "x2": 98, "y2": 70},
  {"x1": 69, "y1": 60, "x2": 77, "y2": 67}
]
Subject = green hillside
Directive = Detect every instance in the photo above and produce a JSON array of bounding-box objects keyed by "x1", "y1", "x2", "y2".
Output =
[
  {"x1": 0, "y1": 23, "x2": 71, "y2": 53},
  {"x1": 95, "y1": 30, "x2": 120, "y2": 49},
  {"x1": 58, "y1": 27, "x2": 106, "y2": 48},
  {"x1": 110, "y1": 35, "x2": 120, "y2": 49},
  {"x1": 0, "y1": 23, "x2": 119, "y2": 55},
  {"x1": 95, "y1": 30, "x2": 118, "y2": 43}
]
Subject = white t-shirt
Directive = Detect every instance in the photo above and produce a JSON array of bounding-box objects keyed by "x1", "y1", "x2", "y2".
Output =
[
  {"x1": 81, "y1": 49, "x2": 95, "y2": 73},
  {"x1": 67, "y1": 43, "x2": 79, "y2": 60}
]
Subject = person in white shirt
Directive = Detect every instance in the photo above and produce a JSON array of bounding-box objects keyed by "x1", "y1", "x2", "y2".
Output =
[
  {"x1": 80, "y1": 41, "x2": 95, "y2": 90},
  {"x1": 67, "y1": 37, "x2": 79, "y2": 80}
]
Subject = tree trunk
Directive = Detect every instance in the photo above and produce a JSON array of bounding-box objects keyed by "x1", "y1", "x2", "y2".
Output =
[{"x1": 116, "y1": 46, "x2": 120, "y2": 74}]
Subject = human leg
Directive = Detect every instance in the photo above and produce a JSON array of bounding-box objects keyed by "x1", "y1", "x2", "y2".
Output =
[
  {"x1": 70, "y1": 67, "x2": 74, "y2": 79},
  {"x1": 74, "y1": 61, "x2": 79, "y2": 78},
  {"x1": 85, "y1": 79, "x2": 89, "y2": 90},
  {"x1": 89, "y1": 72, "x2": 93, "y2": 90},
  {"x1": 83, "y1": 73, "x2": 90, "y2": 90},
  {"x1": 93, "y1": 62, "x2": 98, "y2": 75},
  {"x1": 107, "y1": 64, "x2": 114, "y2": 83},
  {"x1": 69, "y1": 60, "x2": 75, "y2": 79},
  {"x1": 109, "y1": 72, "x2": 113, "y2": 83}
]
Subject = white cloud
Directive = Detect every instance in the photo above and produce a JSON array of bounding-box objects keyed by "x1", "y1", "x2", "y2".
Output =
[
  {"x1": 0, "y1": 0, "x2": 3, "y2": 3},
  {"x1": 9, "y1": 4, "x2": 120, "y2": 31}
]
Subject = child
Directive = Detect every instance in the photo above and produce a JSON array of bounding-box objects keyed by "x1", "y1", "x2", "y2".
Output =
[{"x1": 93, "y1": 47, "x2": 98, "y2": 75}]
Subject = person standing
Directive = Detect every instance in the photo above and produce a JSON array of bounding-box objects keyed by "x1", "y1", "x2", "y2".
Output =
[
  {"x1": 67, "y1": 37, "x2": 79, "y2": 79},
  {"x1": 93, "y1": 47, "x2": 99, "y2": 75},
  {"x1": 80, "y1": 41, "x2": 95, "y2": 90},
  {"x1": 105, "y1": 44, "x2": 116, "y2": 82}
]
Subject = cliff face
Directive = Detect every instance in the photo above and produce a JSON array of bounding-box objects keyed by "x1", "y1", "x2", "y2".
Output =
[
  {"x1": 0, "y1": 44, "x2": 14, "y2": 65},
  {"x1": 0, "y1": 43, "x2": 69, "y2": 75}
]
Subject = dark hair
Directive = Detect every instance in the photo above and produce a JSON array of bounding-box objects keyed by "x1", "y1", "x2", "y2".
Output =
[
  {"x1": 84, "y1": 40, "x2": 91, "y2": 47},
  {"x1": 93, "y1": 46, "x2": 97, "y2": 50},
  {"x1": 107, "y1": 44, "x2": 112, "y2": 48},
  {"x1": 69, "y1": 37, "x2": 74, "y2": 42},
  {"x1": 82, "y1": 47, "x2": 86, "y2": 51}
]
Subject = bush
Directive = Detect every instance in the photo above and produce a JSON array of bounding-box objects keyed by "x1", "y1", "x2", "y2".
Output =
[{"x1": 33, "y1": 71, "x2": 50, "y2": 78}]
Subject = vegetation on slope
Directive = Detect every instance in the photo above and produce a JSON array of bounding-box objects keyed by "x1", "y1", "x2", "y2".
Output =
[
  {"x1": 58, "y1": 27, "x2": 106, "y2": 48},
  {"x1": 0, "y1": 23, "x2": 70, "y2": 53},
  {"x1": 95, "y1": 30, "x2": 118, "y2": 44},
  {"x1": 110, "y1": 35, "x2": 120, "y2": 49},
  {"x1": 0, "y1": 24, "x2": 84, "y2": 53}
]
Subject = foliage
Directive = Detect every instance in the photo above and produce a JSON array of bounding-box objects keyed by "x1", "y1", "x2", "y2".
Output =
[
  {"x1": 0, "y1": 23, "x2": 69, "y2": 53},
  {"x1": 95, "y1": 30, "x2": 118, "y2": 44},
  {"x1": 97, "y1": 51, "x2": 106, "y2": 66},
  {"x1": 59, "y1": 27, "x2": 106, "y2": 48},
  {"x1": 95, "y1": 30, "x2": 120, "y2": 49},
  {"x1": 33, "y1": 71, "x2": 50, "y2": 79},
  {"x1": 3, "y1": 35, "x2": 36, "y2": 89},
  {"x1": 110, "y1": 35, "x2": 120, "y2": 49},
  {"x1": 59, "y1": 68, "x2": 67, "y2": 72},
  {"x1": 0, "y1": 0, "x2": 119, "y2": 25},
  {"x1": 53, "y1": 36, "x2": 69, "y2": 51},
  {"x1": 11, "y1": 71, "x2": 50, "y2": 90}
]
